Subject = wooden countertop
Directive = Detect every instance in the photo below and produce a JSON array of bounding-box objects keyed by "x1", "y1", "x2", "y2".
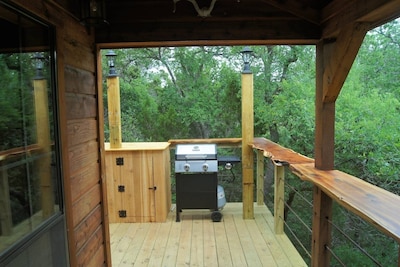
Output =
[{"x1": 104, "y1": 142, "x2": 170, "y2": 151}]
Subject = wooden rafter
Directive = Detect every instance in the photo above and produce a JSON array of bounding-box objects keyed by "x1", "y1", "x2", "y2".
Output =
[
  {"x1": 261, "y1": 0, "x2": 320, "y2": 25},
  {"x1": 322, "y1": 0, "x2": 400, "y2": 38},
  {"x1": 322, "y1": 22, "x2": 368, "y2": 103}
]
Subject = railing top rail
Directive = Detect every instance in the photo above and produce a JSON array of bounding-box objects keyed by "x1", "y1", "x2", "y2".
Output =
[
  {"x1": 251, "y1": 137, "x2": 314, "y2": 165},
  {"x1": 0, "y1": 144, "x2": 41, "y2": 161},
  {"x1": 252, "y1": 137, "x2": 400, "y2": 243},
  {"x1": 291, "y1": 162, "x2": 400, "y2": 243}
]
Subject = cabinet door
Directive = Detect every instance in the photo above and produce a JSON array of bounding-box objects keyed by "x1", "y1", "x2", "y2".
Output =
[
  {"x1": 151, "y1": 150, "x2": 171, "y2": 222},
  {"x1": 105, "y1": 149, "x2": 170, "y2": 223},
  {"x1": 122, "y1": 151, "x2": 156, "y2": 222}
]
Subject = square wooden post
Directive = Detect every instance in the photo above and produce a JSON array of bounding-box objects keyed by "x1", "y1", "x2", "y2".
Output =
[
  {"x1": 256, "y1": 150, "x2": 264, "y2": 205},
  {"x1": 34, "y1": 78, "x2": 54, "y2": 219},
  {"x1": 274, "y1": 163, "x2": 285, "y2": 234},
  {"x1": 241, "y1": 72, "x2": 254, "y2": 219},
  {"x1": 107, "y1": 76, "x2": 122, "y2": 148}
]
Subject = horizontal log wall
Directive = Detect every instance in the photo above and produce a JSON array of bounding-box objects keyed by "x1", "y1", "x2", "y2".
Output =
[{"x1": 10, "y1": 1, "x2": 110, "y2": 266}]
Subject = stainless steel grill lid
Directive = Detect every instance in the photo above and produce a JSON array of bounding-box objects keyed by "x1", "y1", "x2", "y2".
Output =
[
  {"x1": 175, "y1": 144, "x2": 218, "y2": 173},
  {"x1": 175, "y1": 144, "x2": 217, "y2": 160}
]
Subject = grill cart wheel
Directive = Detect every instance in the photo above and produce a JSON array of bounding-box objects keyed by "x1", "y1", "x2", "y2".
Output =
[{"x1": 211, "y1": 211, "x2": 222, "y2": 222}]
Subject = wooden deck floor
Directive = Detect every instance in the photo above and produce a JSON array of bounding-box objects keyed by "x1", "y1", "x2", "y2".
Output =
[{"x1": 109, "y1": 203, "x2": 307, "y2": 267}]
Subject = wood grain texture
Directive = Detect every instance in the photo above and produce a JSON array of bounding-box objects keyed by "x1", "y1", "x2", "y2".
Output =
[
  {"x1": 242, "y1": 73, "x2": 254, "y2": 219},
  {"x1": 253, "y1": 137, "x2": 400, "y2": 260},
  {"x1": 105, "y1": 144, "x2": 171, "y2": 223},
  {"x1": 65, "y1": 66, "x2": 96, "y2": 95},
  {"x1": 291, "y1": 162, "x2": 400, "y2": 243},
  {"x1": 251, "y1": 137, "x2": 314, "y2": 164},
  {"x1": 109, "y1": 203, "x2": 306, "y2": 267}
]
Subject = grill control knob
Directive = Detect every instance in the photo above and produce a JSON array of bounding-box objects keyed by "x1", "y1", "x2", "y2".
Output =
[
  {"x1": 202, "y1": 163, "x2": 209, "y2": 172},
  {"x1": 225, "y1": 162, "x2": 232, "y2": 170},
  {"x1": 184, "y1": 163, "x2": 190, "y2": 172}
]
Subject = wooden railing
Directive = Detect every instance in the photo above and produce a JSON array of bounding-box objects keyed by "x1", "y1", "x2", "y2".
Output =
[
  {"x1": 169, "y1": 137, "x2": 400, "y2": 265},
  {"x1": 251, "y1": 137, "x2": 400, "y2": 266}
]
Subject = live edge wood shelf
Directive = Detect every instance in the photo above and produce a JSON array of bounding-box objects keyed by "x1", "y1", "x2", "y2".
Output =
[
  {"x1": 105, "y1": 142, "x2": 171, "y2": 223},
  {"x1": 251, "y1": 137, "x2": 400, "y2": 243}
]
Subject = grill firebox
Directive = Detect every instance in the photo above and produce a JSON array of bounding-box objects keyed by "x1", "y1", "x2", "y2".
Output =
[{"x1": 175, "y1": 144, "x2": 222, "y2": 222}]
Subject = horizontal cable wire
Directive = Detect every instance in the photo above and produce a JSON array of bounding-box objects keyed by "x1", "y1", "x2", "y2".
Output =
[
  {"x1": 325, "y1": 245, "x2": 346, "y2": 267},
  {"x1": 327, "y1": 218, "x2": 383, "y2": 267},
  {"x1": 283, "y1": 198, "x2": 312, "y2": 234},
  {"x1": 285, "y1": 182, "x2": 313, "y2": 208},
  {"x1": 282, "y1": 217, "x2": 311, "y2": 259}
]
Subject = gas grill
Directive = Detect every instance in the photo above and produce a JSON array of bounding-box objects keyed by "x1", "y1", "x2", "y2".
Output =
[{"x1": 175, "y1": 144, "x2": 222, "y2": 222}]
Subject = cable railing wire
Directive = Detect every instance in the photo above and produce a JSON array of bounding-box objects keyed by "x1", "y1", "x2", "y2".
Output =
[
  {"x1": 283, "y1": 198, "x2": 312, "y2": 234},
  {"x1": 285, "y1": 181, "x2": 313, "y2": 208},
  {"x1": 282, "y1": 216, "x2": 312, "y2": 259},
  {"x1": 327, "y1": 218, "x2": 383, "y2": 267},
  {"x1": 325, "y1": 244, "x2": 346, "y2": 267}
]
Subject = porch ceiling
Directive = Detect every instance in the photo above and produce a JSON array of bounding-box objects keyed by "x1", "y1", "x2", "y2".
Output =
[{"x1": 85, "y1": 0, "x2": 400, "y2": 45}]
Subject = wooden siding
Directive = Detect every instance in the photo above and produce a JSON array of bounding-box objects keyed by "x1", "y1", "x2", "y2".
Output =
[{"x1": 9, "y1": 1, "x2": 111, "y2": 266}]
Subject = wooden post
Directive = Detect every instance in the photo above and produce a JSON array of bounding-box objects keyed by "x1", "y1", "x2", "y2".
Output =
[
  {"x1": 0, "y1": 160, "x2": 13, "y2": 235},
  {"x1": 315, "y1": 23, "x2": 368, "y2": 170},
  {"x1": 241, "y1": 71, "x2": 254, "y2": 219},
  {"x1": 313, "y1": 39, "x2": 335, "y2": 267},
  {"x1": 313, "y1": 24, "x2": 367, "y2": 265},
  {"x1": 274, "y1": 163, "x2": 285, "y2": 234},
  {"x1": 311, "y1": 186, "x2": 332, "y2": 267},
  {"x1": 256, "y1": 150, "x2": 264, "y2": 205},
  {"x1": 34, "y1": 78, "x2": 54, "y2": 219},
  {"x1": 107, "y1": 76, "x2": 122, "y2": 148}
]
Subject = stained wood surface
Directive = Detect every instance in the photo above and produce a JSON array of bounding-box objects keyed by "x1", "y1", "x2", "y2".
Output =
[
  {"x1": 109, "y1": 203, "x2": 306, "y2": 267},
  {"x1": 252, "y1": 137, "x2": 400, "y2": 243},
  {"x1": 251, "y1": 137, "x2": 314, "y2": 164},
  {"x1": 291, "y1": 163, "x2": 400, "y2": 243}
]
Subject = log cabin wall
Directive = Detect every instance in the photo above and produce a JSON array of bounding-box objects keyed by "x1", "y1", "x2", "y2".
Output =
[{"x1": 9, "y1": 1, "x2": 111, "y2": 266}]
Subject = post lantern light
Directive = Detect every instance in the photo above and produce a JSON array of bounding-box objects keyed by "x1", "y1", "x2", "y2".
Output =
[
  {"x1": 240, "y1": 46, "x2": 253, "y2": 74},
  {"x1": 81, "y1": 0, "x2": 108, "y2": 26},
  {"x1": 105, "y1": 50, "x2": 118, "y2": 77},
  {"x1": 33, "y1": 52, "x2": 45, "y2": 80}
]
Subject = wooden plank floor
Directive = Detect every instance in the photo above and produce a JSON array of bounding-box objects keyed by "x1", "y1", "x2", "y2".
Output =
[{"x1": 110, "y1": 203, "x2": 307, "y2": 267}]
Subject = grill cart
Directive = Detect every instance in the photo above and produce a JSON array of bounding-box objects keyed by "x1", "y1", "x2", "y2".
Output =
[{"x1": 175, "y1": 144, "x2": 225, "y2": 222}]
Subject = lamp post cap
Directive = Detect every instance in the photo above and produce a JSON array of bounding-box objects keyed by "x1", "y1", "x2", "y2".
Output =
[
  {"x1": 106, "y1": 50, "x2": 117, "y2": 57},
  {"x1": 241, "y1": 46, "x2": 253, "y2": 54}
]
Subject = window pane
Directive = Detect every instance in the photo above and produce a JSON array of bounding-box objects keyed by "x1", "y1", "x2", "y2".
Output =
[{"x1": 0, "y1": 4, "x2": 60, "y2": 255}]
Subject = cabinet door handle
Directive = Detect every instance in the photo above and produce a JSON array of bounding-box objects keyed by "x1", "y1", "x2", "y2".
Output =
[{"x1": 148, "y1": 186, "x2": 157, "y2": 190}]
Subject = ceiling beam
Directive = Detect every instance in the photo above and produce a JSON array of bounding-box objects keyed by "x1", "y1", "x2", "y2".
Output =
[
  {"x1": 95, "y1": 19, "x2": 320, "y2": 44},
  {"x1": 322, "y1": 0, "x2": 400, "y2": 39}
]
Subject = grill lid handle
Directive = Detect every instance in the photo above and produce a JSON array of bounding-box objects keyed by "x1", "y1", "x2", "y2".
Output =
[{"x1": 185, "y1": 155, "x2": 207, "y2": 159}]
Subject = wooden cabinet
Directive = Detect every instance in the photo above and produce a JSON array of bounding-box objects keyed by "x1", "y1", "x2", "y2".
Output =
[{"x1": 105, "y1": 143, "x2": 171, "y2": 223}]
